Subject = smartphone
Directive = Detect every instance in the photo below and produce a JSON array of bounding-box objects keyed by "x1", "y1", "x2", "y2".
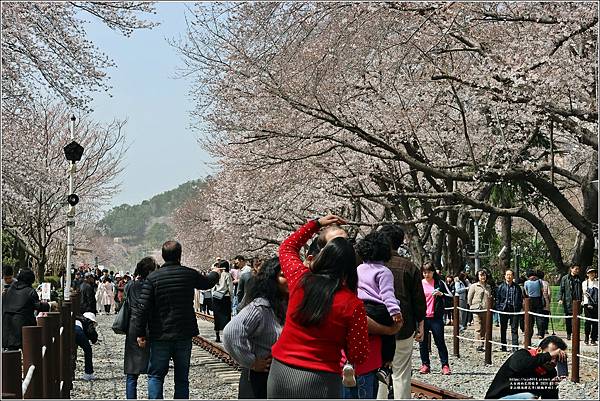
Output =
[{"x1": 556, "y1": 358, "x2": 568, "y2": 377}]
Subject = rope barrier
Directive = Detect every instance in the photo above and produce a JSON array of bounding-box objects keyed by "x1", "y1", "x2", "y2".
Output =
[
  {"x1": 456, "y1": 306, "x2": 486, "y2": 313},
  {"x1": 21, "y1": 365, "x2": 35, "y2": 395},
  {"x1": 444, "y1": 307, "x2": 454, "y2": 310},
  {"x1": 527, "y1": 311, "x2": 570, "y2": 319},
  {"x1": 578, "y1": 315, "x2": 599, "y2": 322},
  {"x1": 41, "y1": 345, "x2": 47, "y2": 358},
  {"x1": 490, "y1": 309, "x2": 525, "y2": 315},
  {"x1": 488, "y1": 340, "x2": 521, "y2": 348},
  {"x1": 577, "y1": 354, "x2": 598, "y2": 361},
  {"x1": 454, "y1": 335, "x2": 486, "y2": 343}
]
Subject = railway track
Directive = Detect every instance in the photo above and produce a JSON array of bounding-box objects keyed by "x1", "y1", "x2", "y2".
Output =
[{"x1": 194, "y1": 312, "x2": 471, "y2": 399}]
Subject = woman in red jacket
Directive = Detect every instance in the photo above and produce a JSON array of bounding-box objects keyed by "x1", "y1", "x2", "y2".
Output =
[{"x1": 267, "y1": 215, "x2": 369, "y2": 398}]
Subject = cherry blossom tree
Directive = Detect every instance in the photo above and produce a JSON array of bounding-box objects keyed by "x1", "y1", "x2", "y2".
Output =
[
  {"x1": 1, "y1": 1, "x2": 157, "y2": 111},
  {"x1": 2, "y1": 99, "x2": 126, "y2": 281},
  {"x1": 174, "y1": 2, "x2": 597, "y2": 273}
]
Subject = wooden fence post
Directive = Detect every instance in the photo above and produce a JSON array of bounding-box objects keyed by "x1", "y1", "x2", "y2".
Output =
[
  {"x1": 22, "y1": 326, "x2": 43, "y2": 399},
  {"x1": 523, "y1": 298, "x2": 531, "y2": 349},
  {"x1": 2, "y1": 350, "x2": 23, "y2": 399},
  {"x1": 60, "y1": 301, "x2": 72, "y2": 398},
  {"x1": 453, "y1": 296, "x2": 460, "y2": 357},
  {"x1": 571, "y1": 300, "x2": 581, "y2": 383},
  {"x1": 48, "y1": 312, "x2": 62, "y2": 397},
  {"x1": 485, "y1": 296, "x2": 493, "y2": 365}
]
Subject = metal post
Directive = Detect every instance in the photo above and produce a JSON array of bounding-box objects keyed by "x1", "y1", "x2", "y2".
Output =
[
  {"x1": 60, "y1": 302, "x2": 72, "y2": 398},
  {"x1": 571, "y1": 300, "x2": 581, "y2": 383},
  {"x1": 2, "y1": 350, "x2": 23, "y2": 399},
  {"x1": 65, "y1": 114, "x2": 76, "y2": 301},
  {"x1": 453, "y1": 295, "x2": 460, "y2": 357},
  {"x1": 485, "y1": 297, "x2": 493, "y2": 365},
  {"x1": 523, "y1": 298, "x2": 531, "y2": 349},
  {"x1": 22, "y1": 326, "x2": 43, "y2": 399},
  {"x1": 474, "y1": 219, "x2": 480, "y2": 271}
]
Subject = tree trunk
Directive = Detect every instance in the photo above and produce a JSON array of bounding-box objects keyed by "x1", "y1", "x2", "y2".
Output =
[
  {"x1": 447, "y1": 210, "x2": 461, "y2": 275},
  {"x1": 571, "y1": 171, "x2": 598, "y2": 267},
  {"x1": 500, "y1": 215, "x2": 512, "y2": 271},
  {"x1": 433, "y1": 229, "x2": 444, "y2": 269}
]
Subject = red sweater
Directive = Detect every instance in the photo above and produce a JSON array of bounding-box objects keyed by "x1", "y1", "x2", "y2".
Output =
[{"x1": 272, "y1": 220, "x2": 369, "y2": 373}]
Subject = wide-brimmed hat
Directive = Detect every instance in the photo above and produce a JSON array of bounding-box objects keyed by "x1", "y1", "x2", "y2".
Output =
[{"x1": 586, "y1": 267, "x2": 597, "y2": 274}]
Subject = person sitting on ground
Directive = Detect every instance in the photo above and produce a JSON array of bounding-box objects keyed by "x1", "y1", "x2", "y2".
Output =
[
  {"x1": 485, "y1": 335, "x2": 567, "y2": 399},
  {"x1": 223, "y1": 257, "x2": 289, "y2": 399},
  {"x1": 267, "y1": 215, "x2": 369, "y2": 399},
  {"x1": 350, "y1": 231, "x2": 402, "y2": 387},
  {"x1": 75, "y1": 312, "x2": 99, "y2": 381}
]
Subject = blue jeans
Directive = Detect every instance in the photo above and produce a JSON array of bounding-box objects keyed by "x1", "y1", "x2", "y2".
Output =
[
  {"x1": 419, "y1": 317, "x2": 449, "y2": 367},
  {"x1": 147, "y1": 339, "x2": 192, "y2": 399},
  {"x1": 342, "y1": 371, "x2": 376, "y2": 399},
  {"x1": 74, "y1": 325, "x2": 93, "y2": 374},
  {"x1": 499, "y1": 392, "x2": 536, "y2": 399},
  {"x1": 126, "y1": 374, "x2": 138, "y2": 399}
]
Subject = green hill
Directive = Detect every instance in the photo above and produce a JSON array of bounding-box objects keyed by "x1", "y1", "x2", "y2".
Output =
[{"x1": 99, "y1": 179, "x2": 204, "y2": 244}]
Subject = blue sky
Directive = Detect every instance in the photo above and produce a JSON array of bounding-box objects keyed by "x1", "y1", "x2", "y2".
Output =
[{"x1": 84, "y1": 2, "x2": 212, "y2": 209}]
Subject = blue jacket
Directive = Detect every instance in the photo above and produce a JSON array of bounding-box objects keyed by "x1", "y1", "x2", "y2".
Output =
[{"x1": 496, "y1": 282, "x2": 524, "y2": 312}]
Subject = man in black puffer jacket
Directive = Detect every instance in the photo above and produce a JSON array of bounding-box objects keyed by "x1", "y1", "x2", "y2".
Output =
[{"x1": 132, "y1": 240, "x2": 219, "y2": 399}]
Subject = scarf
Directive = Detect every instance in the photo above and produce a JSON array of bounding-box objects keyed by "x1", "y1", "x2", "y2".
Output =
[{"x1": 528, "y1": 348, "x2": 549, "y2": 376}]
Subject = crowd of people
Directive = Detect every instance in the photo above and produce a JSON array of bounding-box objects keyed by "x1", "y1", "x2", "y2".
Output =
[{"x1": 2, "y1": 215, "x2": 598, "y2": 400}]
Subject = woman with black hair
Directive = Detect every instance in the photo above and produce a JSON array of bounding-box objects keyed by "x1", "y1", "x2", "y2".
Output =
[
  {"x1": 468, "y1": 269, "x2": 492, "y2": 352},
  {"x1": 419, "y1": 262, "x2": 452, "y2": 375},
  {"x1": 267, "y1": 215, "x2": 369, "y2": 399},
  {"x1": 2, "y1": 268, "x2": 42, "y2": 350},
  {"x1": 223, "y1": 257, "x2": 288, "y2": 398},
  {"x1": 124, "y1": 256, "x2": 158, "y2": 399},
  {"x1": 212, "y1": 260, "x2": 234, "y2": 342}
]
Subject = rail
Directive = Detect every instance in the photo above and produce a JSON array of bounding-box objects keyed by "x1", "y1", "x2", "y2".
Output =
[{"x1": 195, "y1": 312, "x2": 470, "y2": 399}]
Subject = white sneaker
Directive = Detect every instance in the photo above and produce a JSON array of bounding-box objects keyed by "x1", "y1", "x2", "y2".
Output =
[
  {"x1": 342, "y1": 364, "x2": 356, "y2": 387},
  {"x1": 82, "y1": 373, "x2": 96, "y2": 381}
]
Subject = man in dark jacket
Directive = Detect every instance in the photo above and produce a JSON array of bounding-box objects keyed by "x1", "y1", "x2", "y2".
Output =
[
  {"x1": 558, "y1": 265, "x2": 582, "y2": 340},
  {"x1": 79, "y1": 273, "x2": 97, "y2": 315},
  {"x1": 485, "y1": 335, "x2": 567, "y2": 399},
  {"x1": 2, "y1": 269, "x2": 41, "y2": 350},
  {"x1": 133, "y1": 241, "x2": 219, "y2": 399},
  {"x1": 380, "y1": 224, "x2": 427, "y2": 400},
  {"x1": 496, "y1": 269, "x2": 524, "y2": 352}
]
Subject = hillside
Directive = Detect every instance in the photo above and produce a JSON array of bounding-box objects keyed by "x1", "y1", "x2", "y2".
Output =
[{"x1": 99, "y1": 179, "x2": 204, "y2": 245}]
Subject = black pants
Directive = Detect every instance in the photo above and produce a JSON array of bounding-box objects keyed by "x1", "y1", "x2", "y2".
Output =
[
  {"x1": 213, "y1": 296, "x2": 232, "y2": 331},
  {"x1": 499, "y1": 306, "x2": 520, "y2": 350},
  {"x1": 538, "y1": 310, "x2": 550, "y2": 337},
  {"x1": 529, "y1": 297, "x2": 545, "y2": 337},
  {"x1": 363, "y1": 301, "x2": 395, "y2": 363},
  {"x1": 202, "y1": 298, "x2": 212, "y2": 314},
  {"x1": 584, "y1": 305, "x2": 598, "y2": 342},
  {"x1": 563, "y1": 305, "x2": 576, "y2": 336},
  {"x1": 104, "y1": 304, "x2": 111, "y2": 314}
]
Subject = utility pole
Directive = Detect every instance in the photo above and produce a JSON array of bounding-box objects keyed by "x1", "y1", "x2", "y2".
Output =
[{"x1": 63, "y1": 115, "x2": 84, "y2": 301}]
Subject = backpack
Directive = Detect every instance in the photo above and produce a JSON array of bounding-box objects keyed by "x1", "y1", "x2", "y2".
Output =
[{"x1": 586, "y1": 284, "x2": 598, "y2": 306}]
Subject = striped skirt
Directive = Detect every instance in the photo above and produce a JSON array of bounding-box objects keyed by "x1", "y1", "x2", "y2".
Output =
[{"x1": 267, "y1": 358, "x2": 341, "y2": 399}]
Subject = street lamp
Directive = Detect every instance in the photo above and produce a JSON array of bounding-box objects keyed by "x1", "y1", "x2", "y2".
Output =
[
  {"x1": 62, "y1": 115, "x2": 84, "y2": 301},
  {"x1": 469, "y1": 208, "x2": 484, "y2": 272}
]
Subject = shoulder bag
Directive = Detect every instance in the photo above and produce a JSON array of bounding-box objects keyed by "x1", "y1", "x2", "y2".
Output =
[{"x1": 112, "y1": 297, "x2": 130, "y2": 335}]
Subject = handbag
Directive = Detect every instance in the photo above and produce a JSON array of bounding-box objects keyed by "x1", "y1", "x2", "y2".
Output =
[
  {"x1": 112, "y1": 297, "x2": 130, "y2": 335},
  {"x1": 213, "y1": 290, "x2": 225, "y2": 300}
]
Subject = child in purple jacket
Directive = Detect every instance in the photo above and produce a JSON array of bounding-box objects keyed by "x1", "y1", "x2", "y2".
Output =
[{"x1": 344, "y1": 231, "x2": 401, "y2": 387}]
